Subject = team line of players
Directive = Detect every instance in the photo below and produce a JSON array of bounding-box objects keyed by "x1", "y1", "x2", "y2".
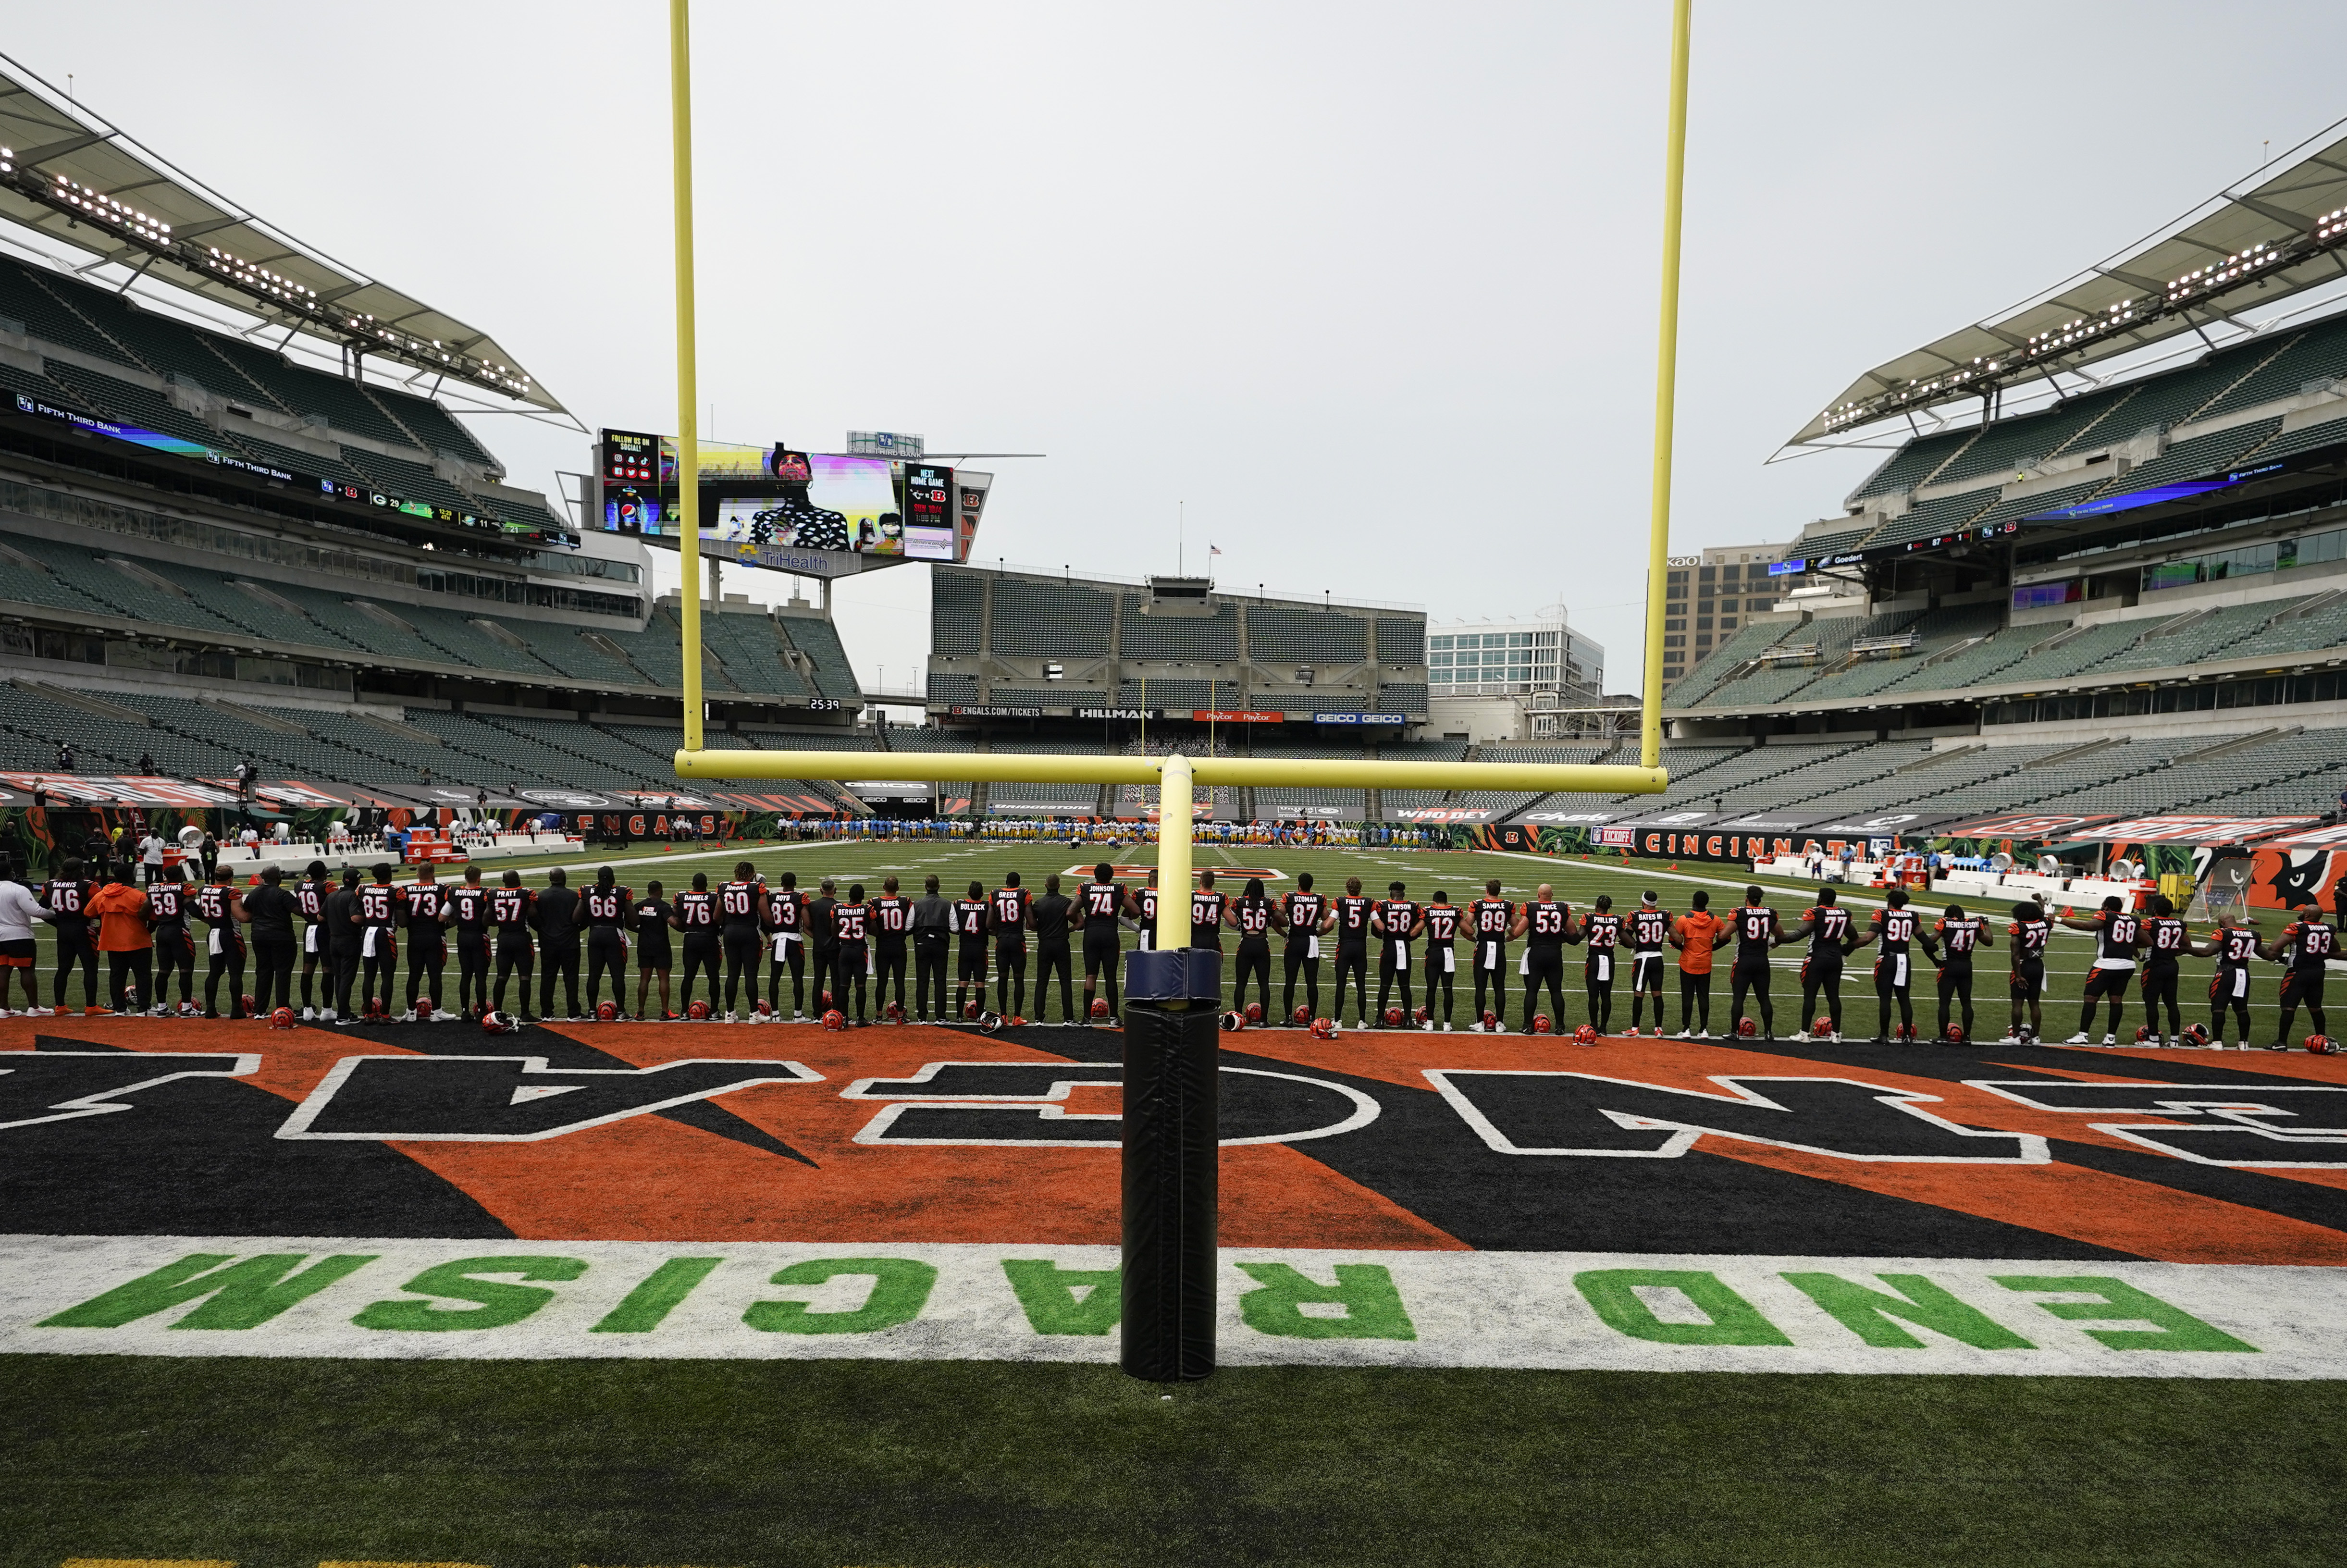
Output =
[{"x1": 5, "y1": 856, "x2": 2334, "y2": 1046}]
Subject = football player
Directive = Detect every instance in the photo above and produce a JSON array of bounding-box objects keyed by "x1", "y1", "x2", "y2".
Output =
[
  {"x1": 1372, "y1": 881, "x2": 1420, "y2": 1023},
  {"x1": 1512, "y1": 884, "x2": 1571, "y2": 1037},
  {"x1": 2061, "y1": 896, "x2": 2142, "y2": 1045},
  {"x1": 1786, "y1": 886, "x2": 1853, "y2": 1042},
  {"x1": 2194, "y1": 909, "x2": 2259, "y2": 1049},
  {"x1": 1331, "y1": 877, "x2": 1375, "y2": 1028},
  {"x1": 1921, "y1": 901, "x2": 1991, "y2": 1043},
  {"x1": 2138, "y1": 894, "x2": 2190, "y2": 1047},
  {"x1": 2263, "y1": 903, "x2": 2336, "y2": 1050},
  {"x1": 991, "y1": 873, "x2": 1031, "y2": 1018},
  {"x1": 873, "y1": 876, "x2": 915, "y2": 1019},
  {"x1": 1467, "y1": 878, "x2": 1513, "y2": 1028},
  {"x1": 1727, "y1": 886, "x2": 1780, "y2": 1040},
  {"x1": 1624, "y1": 891, "x2": 1670, "y2": 1036},
  {"x1": 583, "y1": 866, "x2": 633, "y2": 1017},
  {"x1": 2004, "y1": 898, "x2": 2051, "y2": 1042},
  {"x1": 1279, "y1": 871, "x2": 1327, "y2": 1025},
  {"x1": 1850, "y1": 887, "x2": 1918, "y2": 1043},
  {"x1": 1579, "y1": 894, "x2": 1622, "y2": 1036},
  {"x1": 1670, "y1": 889, "x2": 1720, "y2": 1038},
  {"x1": 1421, "y1": 890, "x2": 1461, "y2": 1029},
  {"x1": 1078, "y1": 864, "x2": 1133, "y2": 1024}
]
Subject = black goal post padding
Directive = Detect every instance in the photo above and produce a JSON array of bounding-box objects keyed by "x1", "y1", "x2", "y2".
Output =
[{"x1": 1120, "y1": 947, "x2": 1222, "y2": 1381}]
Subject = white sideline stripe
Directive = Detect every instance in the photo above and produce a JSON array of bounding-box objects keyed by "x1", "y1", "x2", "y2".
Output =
[{"x1": 1, "y1": 1235, "x2": 2336, "y2": 1377}]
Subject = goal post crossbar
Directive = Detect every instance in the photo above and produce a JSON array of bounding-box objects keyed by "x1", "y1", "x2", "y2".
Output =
[{"x1": 672, "y1": 750, "x2": 1669, "y2": 797}]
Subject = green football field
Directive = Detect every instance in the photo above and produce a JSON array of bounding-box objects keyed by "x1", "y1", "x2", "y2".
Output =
[
  {"x1": 5, "y1": 1357, "x2": 2343, "y2": 1567},
  {"x1": 22, "y1": 835, "x2": 2318, "y2": 1044}
]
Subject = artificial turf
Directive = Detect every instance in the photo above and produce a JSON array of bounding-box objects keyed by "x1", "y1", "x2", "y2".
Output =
[{"x1": 4, "y1": 1355, "x2": 2343, "y2": 1567}]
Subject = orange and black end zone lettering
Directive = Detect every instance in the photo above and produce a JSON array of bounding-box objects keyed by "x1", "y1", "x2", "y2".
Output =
[{"x1": 6, "y1": 1016, "x2": 2347, "y2": 1262}]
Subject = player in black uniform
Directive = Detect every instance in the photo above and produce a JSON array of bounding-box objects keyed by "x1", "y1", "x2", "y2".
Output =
[
  {"x1": 1579, "y1": 895, "x2": 1622, "y2": 1036},
  {"x1": 1372, "y1": 881, "x2": 1419, "y2": 1023},
  {"x1": 43, "y1": 859, "x2": 96, "y2": 1013},
  {"x1": 1787, "y1": 887, "x2": 1853, "y2": 1040},
  {"x1": 913, "y1": 874, "x2": 952, "y2": 1022},
  {"x1": 295, "y1": 860, "x2": 333, "y2": 1018},
  {"x1": 1332, "y1": 877, "x2": 1375, "y2": 1027},
  {"x1": 1513, "y1": 884, "x2": 1570, "y2": 1036},
  {"x1": 834, "y1": 884, "x2": 873, "y2": 1024},
  {"x1": 2137, "y1": 895, "x2": 2189, "y2": 1047},
  {"x1": 1468, "y1": 879, "x2": 1512, "y2": 1029},
  {"x1": 2263, "y1": 904, "x2": 2336, "y2": 1050},
  {"x1": 873, "y1": 877, "x2": 914, "y2": 1018},
  {"x1": 953, "y1": 879, "x2": 990, "y2": 1018},
  {"x1": 490, "y1": 869, "x2": 538, "y2": 1019},
  {"x1": 245, "y1": 865, "x2": 299, "y2": 1016},
  {"x1": 1421, "y1": 890, "x2": 1461, "y2": 1029},
  {"x1": 766, "y1": 870, "x2": 808, "y2": 1017},
  {"x1": 195, "y1": 866, "x2": 249, "y2": 1019},
  {"x1": 1031, "y1": 874, "x2": 1075, "y2": 1022},
  {"x1": 355, "y1": 864, "x2": 402, "y2": 1018},
  {"x1": 2197, "y1": 912, "x2": 2259, "y2": 1049},
  {"x1": 1923, "y1": 902, "x2": 1991, "y2": 1042},
  {"x1": 582, "y1": 866, "x2": 632, "y2": 1015},
  {"x1": 1623, "y1": 892, "x2": 1670, "y2": 1036},
  {"x1": 1190, "y1": 869, "x2": 1227, "y2": 954},
  {"x1": 2005, "y1": 900, "x2": 2052, "y2": 1041},
  {"x1": 2061, "y1": 897, "x2": 2141, "y2": 1045},
  {"x1": 990, "y1": 874, "x2": 1031, "y2": 1017},
  {"x1": 1136, "y1": 870, "x2": 1161, "y2": 953},
  {"x1": 147, "y1": 863, "x2": 195, "y2": 1015},
  {"x1": 531, "y1": 867, "x2": 583, "y2": 1021},
  {"x1": 805, "y1": 878, "x2": 841, "y2": 1012},
  {"x1": 324, "y1": 869, "x2": 363, "y2": 1021},
  {"x1": 1280, "y1": 872, "x2": 1328, "y2": 1024},
  {"x1": 1230, "y1": 877, "x2": 1276, "y2": 1022},
  {"x1": 444, "y1": 867, "x2": 493, "y2": 1018},
  {"x1": 1852, "y1": 889, "x2": 1919, "y2": 1042},
  {"x1": 632, "y1": 879, "x2": 674, "y2": 1019},
  {"x1": 1728, "y1": 887, "x2": 1780, "y2": 1040},
  {"x1": 716, "y1": 863, "x2": 765, "y2": 1020},
  {"x1": 672, "y1": 873, "x2": 719, "y2": 1016},
  {"x1": 1078, "y1": 864, "x2": 1131, "y2": 1023},
  {"x1": 404, "y1": 863, "x2": 447, "y2": 1012}
]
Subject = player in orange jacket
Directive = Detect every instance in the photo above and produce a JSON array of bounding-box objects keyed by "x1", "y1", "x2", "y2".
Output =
[
  {"x1": 1669, "y1": 889, "x2": 1722, "y2": 1038},
  {"x1": 86, "y1": 873, "x2": 154, "y2": 1015}
]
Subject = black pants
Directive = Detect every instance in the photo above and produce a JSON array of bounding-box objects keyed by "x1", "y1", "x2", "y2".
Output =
[
  {"x1": 406, "y1": 934, "x2": 446, "y2": 1010},
  {"x1": 956, "y1": 943, "x2": 987, "y2": 1014},
  {"x1": 722, "y1": 929, "x2": 762, "y2": 1012},
  {"x1": 1334, "y1": 942, "x2": 1370, "y2": 1023},
  {"x1": 587, "y1": 928, "x2": 628, "y2": 1009},
  {"x1": 770, "y1": 937, "x2": 806, "y2": 1015},
  {"x1": 107, "y1": 947, "x2": 152, "y2": 1013},
  {"x1": 1584, "y1": 956, "x2": 1615, "y2": 1035},
  {"x1": 811, "y1": 946, "x2": 837, "y2": 1009},
  {"x1": 1937, "y1": 963, "x2": 1976, "y2": 1040},
  {"x1": 360, "y1": 931, "x2": 398, "y2": 1014},
  {"x1": 1729, "y1": 958, "x2": 1773, "y2": 1037},
  {"x1": 914, "y1": 936, "x2": 950, "y2": 1020},
  {"x1": 2211, "y1": 963, "x2": 2252, "y2": 1043},
  {"x1": 300, "y1": 929, "x2": 327, "y2": 1009},
  {"x1": 1422, "y1": 947, "x2": 1455, "y2": 1023},
  {"x1": 1521, "y1": 950, "x2": 1566, "y2": 1034},
  {"x1": 53, "y1": 926, "x2": 96, "y2": 1010},
  {"x1": 2277, "y1": 967, "x2": 2328, "y2": 1045},
  {"x1": 1376, "y1": 942, "x2": 1415, "y2": 1019},
  {"x1": 2137, "y1": 962, "x2": 2180, "y2": 1039},
  {"x1": 494, "y1": 935, "x2": 537, "y2": 1014},
  {"x1": 1626, "y1": 952, "x2": 1665, "y2": 1030},
  {"x1": 1083, "y1": 934, "x2": 1122, "y2": 1021},
  {"x1": 994, "y1": 943, "x2": 1027, "y2": 1016},
  {"x1": 1875, "y1": 951, "x2": 1916, "y2": 1038},
  {"x1": 331, "y1": 942, "x2": 362, "y2": 1017},
  {"x1": 2078, "y1": 965, "x2": 2131, "y2": 1039},
  {"x1": 1470, "y1": 941, "x2": 1506, "y2": 1024},
  {"x1": 875, "y1": 940, "x2": 909, "y2": 1015},
  {"x1": 1801, "y1": 956, "x2": 1844, "y2": 1036},
  {"x1": 457, "y1": 934, "x2": 490, "y2": 1013},
  {"x1": 205, "y1": 931, "x2": 248, "y2": 1018},
  {"x1": 1280, "y1": 942, "x2": 1318, "y2": 1023},
  {"x1": 153, "y1": 927, "x2": 194, "y2": 1006},
  {"x1": 1680, "y1": 969, "x2": 1712, "y2": 1035},
  {"x1": 679, "y1": 937, "x2": 720, "y2": 1012},
  {"x1": 1229, "y1": 938, "x2": 1271, "y2": 1021},
  {"x1": 835, "y1": 942, "x2": 870, "y2": 1021},
  {"x1": 540, "y1": 943, "x2": 581, "y2": 1019},
  {"x1": 1035, "y1": 941, "x2": 1074, "y2": 1022},
  {"x1": 253, "y1": 934, "x2": 296, "y2": 1014}
]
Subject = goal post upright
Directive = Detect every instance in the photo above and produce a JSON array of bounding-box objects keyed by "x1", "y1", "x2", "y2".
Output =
[
  {"x1": 1639, "y1": 0, "x2": 1693, "y2": 772},
  {"x1": 669, "y1": 0, "x2": 704, "y2": 753}
]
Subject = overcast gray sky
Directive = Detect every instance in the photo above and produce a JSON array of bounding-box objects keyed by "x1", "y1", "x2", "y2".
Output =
[{"x1": 13, "y1": 2, "x2": 2347, "y2": 695}]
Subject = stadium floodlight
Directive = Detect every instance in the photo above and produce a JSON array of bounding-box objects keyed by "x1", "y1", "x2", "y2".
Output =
[{"x1": 662, "y1": 0, "x2": 1682, "y2": 1379}]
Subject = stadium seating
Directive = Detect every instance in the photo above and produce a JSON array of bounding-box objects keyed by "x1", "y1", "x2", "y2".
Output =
[
  {"x1": 39, "y1": 360, "x2": 220, "y2": 449},
  {"x1": 932, "y1": 571, "x2": 985, "y2": 657},
  {"x1": 988, "y1": 577, "x2": 1115, "y2": 659},
  {"x1": 1855, "y1": 487, "x2": 1999, "y2": 552},
  {"x1": 1849, "y1": 427, "x2": 1976, "y2": 501},
  {"x1": 1116, "y1": 679, "x2": 1228, "y2": 708},
  {"x1": 928, "y1": 673, "x2": 980, "y2": 706},
  {"x1": 778, "y1": 615, "x2": 863, "y2": 701},
  {"x1": 989, "y1": 687, "x2": 1110, "y2": 707},
  {"x1": 2191, "y1": 316, "x2": 2347, "y2": 422},
  {"x1": 1788, "y1": 604, "x2": 2002, "y2": 703},
  {"x1": 1664, "y1": 617, "x2": 1799, "y2": 705},
  {"x1": 1377, "y1": 618, "x2": 1425, "y2": 665},
  {"x1": 0, "y1": 259, "x2": 137, "y2": 367},
  {"x1": 1928, "y1": 385, "x2": 2141, "y2": 490},
  {"x1": 1246, "y1": 605, "x2": 1365, "y2": 663},
  {"x1": 1377, "y1": 682, "x2": 1429, "y2": 713},
  {"x1": 1120, "y1": 605, "x2": 1241, "y2": 662}
]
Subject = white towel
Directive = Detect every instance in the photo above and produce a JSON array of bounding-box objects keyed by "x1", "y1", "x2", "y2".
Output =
[
  {"x1": 209, "y1": 926, "x2": 225, "y2": 957},
  {"x1": 1307, "y1": 935, "x2": 1320, "y2": 961},
  {"x1": 1441, "y1": 948, "x2": 1455, "y2": 974},
  {"x1": 1593, "y1": 952, "x2": 1610, "y2": 983},
  {"x1": 361, "y1": 926, "x2": 379, "y2": 959},
  {"x1": 304, "y1": 926, "x2": 319, "y2": 955}
]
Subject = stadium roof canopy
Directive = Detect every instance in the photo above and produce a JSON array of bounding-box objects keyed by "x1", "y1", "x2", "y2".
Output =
[
  {"x1": 1790, "y1": 114, "x2": 2347, "y2": 447},
  {"x1": 0, "y1": 52, "x2": 563, "y2": 414}
]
